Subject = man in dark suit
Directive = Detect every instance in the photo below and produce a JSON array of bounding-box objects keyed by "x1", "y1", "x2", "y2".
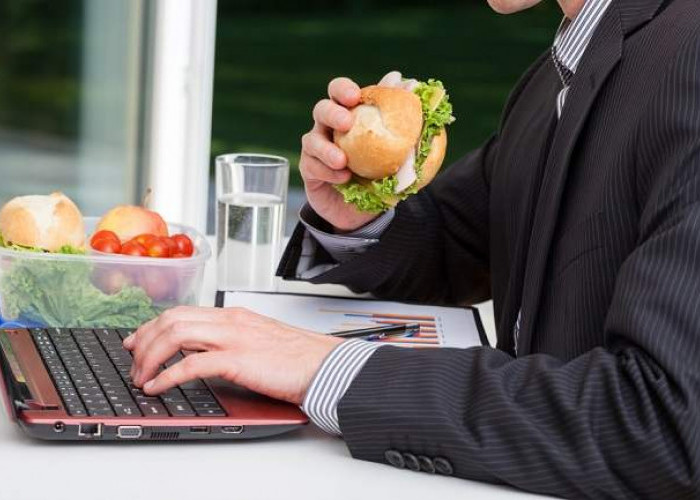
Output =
[{"x1": 126, "y1": 0, "x2": 700, "y2": 496}]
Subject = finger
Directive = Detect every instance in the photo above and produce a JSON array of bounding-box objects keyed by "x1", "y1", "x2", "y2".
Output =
[
  {"x1": 312, "y1": 99, "x2": 353, "y2": 132},
  {"x1": 299, "y1": 153, "x2": 351, "y2": 185},
  {"x1": 123, "y1": 316, "x2": 158, "y2": 350},
  {"x1": 378, "y1": 70, "x2": 402, "y2": 88},
  {"x1": 132, "y1": 320, "x2": 232, "y2": 387},
  {"x1": 328, "y1": 77, "x2": 361, "y2": 107},
  {"x1": 135, "y1": 305, "x2": 221, "y2": 351},
  {"x1": 301, "y1": 130, "x2": 347, "y2": 170},
  {"x1": 143, "y1": 352, "x2": 233, "y2": 395},
  {"x1": 129, "y1": 306, "x2": 219, "y2": 378}
]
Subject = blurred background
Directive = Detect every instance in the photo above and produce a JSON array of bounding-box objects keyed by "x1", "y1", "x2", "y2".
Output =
[{"x1": 0, "y1": 0, "x2": 560, "y2": 234}]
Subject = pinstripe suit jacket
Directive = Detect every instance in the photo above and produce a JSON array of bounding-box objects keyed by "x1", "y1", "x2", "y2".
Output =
[{"x1": 278, "y1": 0, "x2": 700, "y2": 496}]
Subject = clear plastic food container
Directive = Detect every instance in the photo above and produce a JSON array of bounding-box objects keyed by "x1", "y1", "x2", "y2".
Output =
[{"x1": 0, "y1": 217, "x2": 211, "y2": 329}]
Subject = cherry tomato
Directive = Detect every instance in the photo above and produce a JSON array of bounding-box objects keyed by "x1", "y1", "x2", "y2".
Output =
[
  {"x1": 162, "y1": 237, "x2": 178, "y2": 256},
  {"x1": 171, "y1": 252, "x2": 187, "y2": 258},
  {"x1": 91, "y1": 238, "x2": 122, "y2": 254},
  {"x1": 172, "y1": 234, "x2": 194, "y2": 257},
  {"x1": 145, "y1": 237, "x2": 171, "y2": 258},
  {"x1": 90, "y1": 230, "x2": 120, "y2": 246},
  {"x1": 121, "y1": 241, "x2": 147, "y2": 257},
  {"x1": 134, "y1": 233, "x2": 158, "y2": 247}
]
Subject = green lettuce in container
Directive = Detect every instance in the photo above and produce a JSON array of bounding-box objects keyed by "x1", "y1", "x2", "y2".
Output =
[{"x1": 0, "y1": 233, "x2": 162, "y2": 328}]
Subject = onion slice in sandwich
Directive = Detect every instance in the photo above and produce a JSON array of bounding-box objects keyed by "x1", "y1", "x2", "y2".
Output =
[{"x1": 394, "y1": 149, "x2": 417, "y2": 193}]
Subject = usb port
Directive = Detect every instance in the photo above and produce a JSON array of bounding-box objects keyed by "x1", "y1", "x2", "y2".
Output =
[
  {"x1": 189, "y1": 426, "x2": 210, "y2": 434},
  {"x1": 78, "y1": 423, "x2": 102, "y2": 438}
]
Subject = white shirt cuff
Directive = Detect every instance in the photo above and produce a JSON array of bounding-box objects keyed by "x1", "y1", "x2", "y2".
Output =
[
  {"x1": 301, "y1": 339, "x2": 384, "y2": 435},
  {"x1": 299, "y1": 205, "x2": 395, "y2": 263}
]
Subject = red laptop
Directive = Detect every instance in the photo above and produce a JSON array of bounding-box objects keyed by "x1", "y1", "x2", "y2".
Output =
[{"x1": 0, "y1": 326, "x2": 307, "y2": 440}]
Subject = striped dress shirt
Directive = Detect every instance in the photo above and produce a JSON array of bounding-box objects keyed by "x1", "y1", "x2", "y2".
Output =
[{"x1": 301, "y1": 0, "x2": 612, "y2": 435}]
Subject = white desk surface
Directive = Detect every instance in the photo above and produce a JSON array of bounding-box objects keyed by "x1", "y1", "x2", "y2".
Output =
[{"x1": 0, "y1": 245, "x2": 552, "y2": 500}]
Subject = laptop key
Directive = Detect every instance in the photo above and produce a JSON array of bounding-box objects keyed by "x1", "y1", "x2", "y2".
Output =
[
  {"x1": 187, "y1": 395, "x2": 217, "y2": 404},
  {"x1": 107, "y1": 393, "x2": 133, "y2": 403},
  {"x1": 192, "y1": 401, "x2": 223, "y2": 411},
  {"x1": 165, "y1": 402, "x2": 196, "y2": 416},
  {"x1": 179, "y1": 379, "x2": 207, "y2": 390},
  {"x1": 139, "y1": 402, "x2": 168, "y2": 417},
  {"x1": 164, "y1": 352, "x2": 184, "y2": 367},
  {"x1": 116, "y1": 328, "x2": 135, "y2": 340},
  {"x1": 89, "y1": 407, "x2": 115, "y2": 416},
  {"x1": 135, "y1": 396, "x2": 161, "y2": 404},
  {"x1": 161, "y1": 394, "x2": 187, "y2": 404},
  {"x1": 182, "y1": 389, "x2": 212, "y2": 398},
  {"x1": 96, "y1": 374, "x2": 122, "y2": 384},
  {"x1": 105, "y1": 387, "x2": 131, "y2": 396},
  {"x1": 84, "y1": 397, "x2": 110, "y2": 407},
  {"x1": 94, "y1": 328, "x2": 121, "y2": 343},
  {"x1": 100, "y1": 380, "x2": 127, "y2": 390},
  {"x1": 113, "y1": 403, "x2": 141, "y2": 417},
  {"x1": 196, "y1": 408, "x2": 226, "y2": 417}
]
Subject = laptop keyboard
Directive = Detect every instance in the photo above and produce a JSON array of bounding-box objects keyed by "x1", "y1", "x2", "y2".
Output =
[{"x1": 30, "y1": 328, "x2": 227, "y2": 418}]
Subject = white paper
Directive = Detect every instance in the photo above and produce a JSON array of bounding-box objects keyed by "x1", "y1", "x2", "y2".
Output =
[{"x1": 222, "y1": 292, "x2": 483, "y2": 349}]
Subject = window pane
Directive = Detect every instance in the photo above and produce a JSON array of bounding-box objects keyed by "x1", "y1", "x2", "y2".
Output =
[
  {"x1": 0, "y1": 0, "x2": 145, "y2": 215},
  {"x1": 210, "y1": 1, "x2": 561, "y2": 234}
]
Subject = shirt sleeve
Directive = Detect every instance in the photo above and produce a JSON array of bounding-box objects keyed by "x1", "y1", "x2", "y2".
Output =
[
  {"x1": 301, "y1": 339, "x2": 385, "y2": 435},
  {"x1": 298, "y1": 204, "x2": 395, "y2": 263}
]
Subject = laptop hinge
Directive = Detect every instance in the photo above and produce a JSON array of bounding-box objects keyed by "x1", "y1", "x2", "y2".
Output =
[{"x1": 0, "y1": 331, "x2": 32, "y2": 419}]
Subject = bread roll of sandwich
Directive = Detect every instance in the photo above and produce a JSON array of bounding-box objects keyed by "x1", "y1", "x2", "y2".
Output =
[
  {"x1": 333, "y1": 76, "x2": 455, "y2": 213},
  {"x1": 0, "y1": 192, "x2": 86, "y2": 252}
]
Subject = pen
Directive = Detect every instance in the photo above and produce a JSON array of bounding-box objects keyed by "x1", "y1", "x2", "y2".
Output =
[{"x1": 330, "y1": 322, "x2": 421, "y2": 341}]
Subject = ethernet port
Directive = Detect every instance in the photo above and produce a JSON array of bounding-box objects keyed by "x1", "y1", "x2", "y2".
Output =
[{"x1": 78, "y1": 423, "x2": 102, "y2": 438}]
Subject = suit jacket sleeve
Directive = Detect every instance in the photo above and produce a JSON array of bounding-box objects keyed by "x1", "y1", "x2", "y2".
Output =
[
  {"x1": 278, "y1": 137, "x2": 496, "y2": 305},
  {"x1": 336, "y1": 36, "x2": 700, "y2": 498}
]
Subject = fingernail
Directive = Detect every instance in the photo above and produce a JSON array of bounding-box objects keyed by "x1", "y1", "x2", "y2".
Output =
[
  {"x1": 144, "y1": 380, "x2": 155, "y2": 392},
  {"x1": 123, "y1": 336, "x2": 132, "y2": 348},
  {"x1": 344, "y1": 89, "x2": 358, "y2": 101}
]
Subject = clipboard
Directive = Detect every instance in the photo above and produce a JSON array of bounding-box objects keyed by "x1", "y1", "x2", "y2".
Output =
[{"x1": 215, "y1": 290, "x2": 489, "y2": 348}]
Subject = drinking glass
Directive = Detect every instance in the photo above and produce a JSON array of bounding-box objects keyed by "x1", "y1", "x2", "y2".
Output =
[{"x1": 215, "y1": 153, "x2": 289, "y2": 291}]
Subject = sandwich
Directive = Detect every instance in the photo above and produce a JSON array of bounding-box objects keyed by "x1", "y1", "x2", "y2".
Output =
[
  {"x1": 333, "y1": 77, "x2": 455, "y2": 213},
  {"x1": 0, "y1": 192, "x2": 86, "y2": 253}
]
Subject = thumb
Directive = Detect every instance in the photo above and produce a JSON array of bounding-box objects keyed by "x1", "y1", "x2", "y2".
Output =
[{"x1": 378, "y1": 70, "x2": 402, "y2": 88}]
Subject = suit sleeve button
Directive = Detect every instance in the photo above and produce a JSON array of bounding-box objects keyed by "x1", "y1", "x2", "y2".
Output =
[
  {"x1": 384, "y1": 449, "x2": 405, "y2": 469},
  {"x1": 433, "y1": 457, "x2": 454, "y2": 476},
  {"x1": 402, "y1": 453, "x2": 421, "y2": 472},
  {"x1": 417, "y1": 455, "x2": 436, "y2": 474}
]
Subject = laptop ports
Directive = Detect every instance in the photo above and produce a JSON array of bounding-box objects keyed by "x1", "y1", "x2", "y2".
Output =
[
  {"x1": 189, "y1": 426, "x2": 210, "y2": 434},
  {"x1": 221, "y1": 426, "x2": 244, "y2": 434},
  {"x1": 77, "y1": 423, "x2": 102, "y2": 438},
  {"x1": 117, "y1": 426, "x2": 143, "y2": 439}
]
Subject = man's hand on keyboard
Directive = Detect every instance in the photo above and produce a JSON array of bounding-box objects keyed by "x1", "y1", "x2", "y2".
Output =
[{"x1": 123, "y1": 306, "x2": 343, "y2": 405}]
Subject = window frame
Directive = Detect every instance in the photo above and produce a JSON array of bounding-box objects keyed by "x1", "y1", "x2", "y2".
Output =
[{"x1": 141, "y1": 0, "x2": 218, "y2": 233}]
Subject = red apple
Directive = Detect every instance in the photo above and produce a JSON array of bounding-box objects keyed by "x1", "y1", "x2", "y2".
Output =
[
  {"x1": 96, "y1": 205, "x2": 168, "y2": 242},
  {"x1": 93, "y1": 268, "x2": 133, "y2": 295},
  {"x1": 138, "y1": 267, "x2": 176, "y2": 302}
]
